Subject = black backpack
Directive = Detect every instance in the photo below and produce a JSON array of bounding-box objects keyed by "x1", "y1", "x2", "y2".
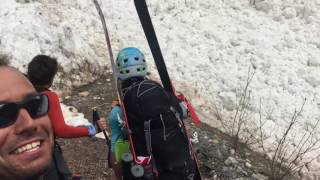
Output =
[
  {"x1": 123, "y1": 79, "x2": 195, "y2": 180},
  {"x1": 123, "y1": 79, "x2": 182, "y2": 133}
]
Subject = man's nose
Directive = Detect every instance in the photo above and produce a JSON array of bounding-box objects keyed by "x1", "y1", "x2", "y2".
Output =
[{"x1": 14, "y1": 108, "x2": 37, "y2": 135}]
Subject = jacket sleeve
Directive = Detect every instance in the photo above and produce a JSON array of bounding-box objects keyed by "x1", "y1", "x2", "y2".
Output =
[
  {"x1": 109, "y1": 106, "x2": 122, "y2": 152},
  {"x1": 44, "y1": 91, "x2": 89, "y2": 138}
]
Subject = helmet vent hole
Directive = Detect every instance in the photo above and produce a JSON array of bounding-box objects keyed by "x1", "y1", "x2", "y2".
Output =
[
  {"x1": 124, "y1": 59, "x2": 128, "y2": 63},
  {"x1": 134, "y1": 57, "x2": 139, "y2": 61},
  {"x1": 142, "y1": 67, "x2": 146, "y2": 70},
  {"x1": 126, "y1": 70, "x2": 130, "y2": 73},
  {"x1": 137, "y1": 68, "x2": 141, "y2": 72},
  {"x1": 143, "y1": 59, "x2": 146, "y2": 62},
  {"x1": 117, "y1": 63, "x2": 120, "y2": 66}
]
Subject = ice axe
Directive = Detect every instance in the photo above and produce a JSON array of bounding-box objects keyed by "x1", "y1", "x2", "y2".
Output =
[
  {"x1": 92, "y1": 108, "x2": 112, "y2": 168},
  {"x1": 177, "y1": 93, "x2": 200, "y2": 125}
]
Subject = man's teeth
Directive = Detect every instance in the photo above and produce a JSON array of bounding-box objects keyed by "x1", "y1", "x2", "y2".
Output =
[{"x1": 14, "y1": 141, "x2": 40, "y2": 154}]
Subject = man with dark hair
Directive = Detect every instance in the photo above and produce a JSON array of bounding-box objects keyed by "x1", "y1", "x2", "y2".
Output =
[
  {"x1": 27, "y1": 55, "x2": 58, "y2": 88},
  {"x1": 0, "y1": 66, "x2": 54, "y2": 180},
  {"x1": 27, "y1": 54, "x2": 98, "y2": 179}
]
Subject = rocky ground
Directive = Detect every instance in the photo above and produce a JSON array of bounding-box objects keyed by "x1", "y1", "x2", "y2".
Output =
[{"x1": 59, "y1": 74, "x2": 294, "y2": 180}]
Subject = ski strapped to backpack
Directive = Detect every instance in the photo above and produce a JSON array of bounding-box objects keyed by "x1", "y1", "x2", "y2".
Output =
[
  {"x1": 93, "y1": 0, "x2": 158, "y2": 179},
  {"x1": 134, "y1": 0, "x2": 203, "y2": 179},
  {"x1": 133, "y1": 0, "x2": 172, "y2": 93},
  {"x1": 133, "y1": 0, "x2": 199, "y2": 126},
  {"x1": 93, "y1": 0, "x2": 202, "y2": 179}
]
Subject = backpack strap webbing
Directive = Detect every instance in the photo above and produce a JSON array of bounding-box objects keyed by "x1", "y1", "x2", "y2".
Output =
[{"x1": 144, "y1": 120, "x2": 158, "y2": 177}]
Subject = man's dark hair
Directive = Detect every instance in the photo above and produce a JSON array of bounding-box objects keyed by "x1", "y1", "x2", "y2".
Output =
[
  {"x1": 0, "y1": 54, "x2": 10, "y2": 66},
  {"x1": 27, "y1": 55, "x2": 58, "y2": 86}
]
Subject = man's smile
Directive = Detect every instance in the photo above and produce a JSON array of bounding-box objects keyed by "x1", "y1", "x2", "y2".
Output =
[{"x1": 13, "y1": 140, "x2": 41, "y2": 154}]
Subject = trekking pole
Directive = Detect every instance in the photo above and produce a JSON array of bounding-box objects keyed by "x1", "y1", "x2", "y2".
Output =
[{"x1": 92, "y1": 108, "x2": 112, "y2": 168}]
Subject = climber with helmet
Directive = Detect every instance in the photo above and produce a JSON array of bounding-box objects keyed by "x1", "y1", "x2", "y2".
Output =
[
  {"x1": 107, "y1": 99, "x2": 129, "y2": 180},
  {"x1": 111, "y1": 47, "x2": 195, "y2": 180}
]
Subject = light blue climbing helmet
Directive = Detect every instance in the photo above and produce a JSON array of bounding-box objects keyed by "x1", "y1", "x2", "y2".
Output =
[{"x1": 116, "y1": 47, "x2": 147, "y2": 80}]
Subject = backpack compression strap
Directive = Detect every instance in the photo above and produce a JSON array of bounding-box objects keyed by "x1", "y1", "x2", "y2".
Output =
[{"x1": 144, "y1": 120, "x2": 158, "y2": 177}]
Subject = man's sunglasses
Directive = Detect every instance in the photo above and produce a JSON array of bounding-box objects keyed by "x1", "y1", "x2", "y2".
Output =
[{"x1": 0, "y1": 94, "x2": 49, "y2": 128}]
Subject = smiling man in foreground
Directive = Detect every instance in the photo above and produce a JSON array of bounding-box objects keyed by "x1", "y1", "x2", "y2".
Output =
[{"x1": 0, "y1": 66, "x2": 54, "y2": 180}]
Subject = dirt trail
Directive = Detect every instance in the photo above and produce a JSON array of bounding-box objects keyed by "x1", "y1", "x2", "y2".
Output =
[{"x1": 60, "y1": 74, "x2": 274, "y2": 180}]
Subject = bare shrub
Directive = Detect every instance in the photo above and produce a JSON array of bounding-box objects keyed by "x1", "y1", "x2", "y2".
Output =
[
  {"x1": 230, "y1": 67, "x2": 255, "y2": 148},
  {"x1": 215, "y1": 65, "x2": 320, "y2": 179},
  {"x1": 257, "y1": 99, "x2": 320, "y2": 180}
]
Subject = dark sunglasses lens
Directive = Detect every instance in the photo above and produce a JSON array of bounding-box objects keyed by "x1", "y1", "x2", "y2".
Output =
[
  {"x1": 24, "y1": 95, "x2": 49, "y2": 118},
  {"x1": 0, "y1": 103, "x2": 19, "y2": 128}
]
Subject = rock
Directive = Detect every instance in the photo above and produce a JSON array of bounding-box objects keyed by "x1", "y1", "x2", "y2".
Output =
[
  {"x1": 216, "y1": 148, "x2": 223, "y2": 159},
  {"x1": 64, "y1": 96, "x2": 71, "y2": 100},
  {"x1": 225, "y1": 156, "x2": 238, "y2": 166},
  {"x1": 236, "y1": 166, "x2": 249, "y2": 176},
  {"x1": 234, "y1": 177, "x2": 247, "y2": 180},
  {"x1": 191, "y1": 132, "x2": 199, "y2": 144},
  {"x1": 78, "y1": 91, "x2": 90, "y2": 97},
  {"x1": 213, "y1": 175, "x2": 218, "y2": 180},
  {"x1": 230, "y1": 149, "x2": 235, "y2": 155},
  {"x1": 209, "y1": 170, "x2": 215, "y2": 176},
  {"x1": 222, "y1": 166, "x2": 233, "y2": 172},
  {"x1": 212, "y1": 139, "x2": 219, "y2": 145},
  {"x1": 245, "y1": 162, "x2": 252, "y2": 168},
  {"x1": 93, "y1": 96, "x2": 101, "y2": 100},
  {"x1": 252, "y1": 173, "x2": 268, "y2": 180},
  {"x1": 221, "y1": 141, "x2": 228, "y2": 152}
]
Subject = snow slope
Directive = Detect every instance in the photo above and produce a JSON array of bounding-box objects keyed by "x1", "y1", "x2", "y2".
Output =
[{"x1": 0, "y1": 0, "x2": 110, "y2": 94}]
